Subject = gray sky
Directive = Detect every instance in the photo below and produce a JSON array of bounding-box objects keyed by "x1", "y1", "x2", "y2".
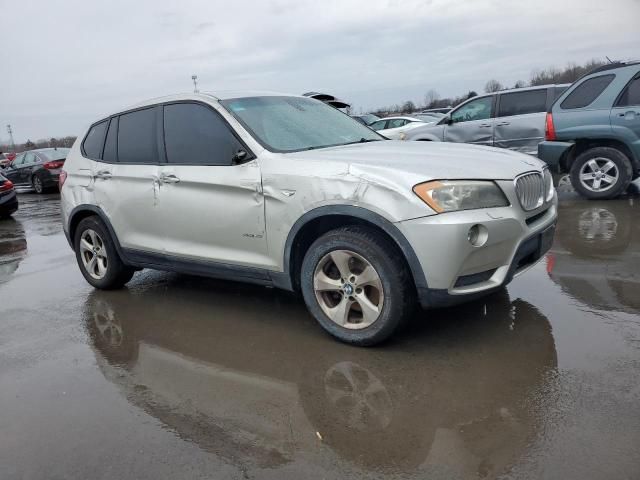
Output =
[{"x1": 1, "y1": 0, "x2": 638, "y2": 143}]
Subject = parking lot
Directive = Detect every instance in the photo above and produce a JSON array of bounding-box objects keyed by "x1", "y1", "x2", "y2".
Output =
[{"x1": 0, "y1": 189, "x2": 638, "y2": 479}]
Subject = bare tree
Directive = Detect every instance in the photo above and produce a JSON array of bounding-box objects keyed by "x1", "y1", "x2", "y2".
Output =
[
  {"x1": 424, "y1": 89, "x2": 440, "y2": 108},
  {"x1": 484, "y1": 79, "x2": 504, "y2": 93},
  {"x1": 513, "y1": 80, "x2": 526, "y2": 89},
  {"x1": 401, "y1": 100, "x2": 416, "y2": 114}
]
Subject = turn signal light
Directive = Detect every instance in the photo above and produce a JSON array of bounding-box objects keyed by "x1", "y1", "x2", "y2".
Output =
[
  {"x1": 0, "y1": 180, "x2": 14, "y2": 191},
  {"x1": 59, "y1": 170, "x2": 68, "y2": 189}
]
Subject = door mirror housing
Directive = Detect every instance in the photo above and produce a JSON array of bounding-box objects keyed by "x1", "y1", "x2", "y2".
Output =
[
  {"x1": 232, "y1": 149, "x2": 248, "y2": 163},
  {"x1": 440, "y1": 115, "x2": 453, "y2": 126}
]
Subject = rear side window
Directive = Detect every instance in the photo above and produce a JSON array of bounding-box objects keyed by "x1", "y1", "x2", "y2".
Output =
[
  {"x1": 163, "y1": 103, "x2": 245, "y2": 166},
  {"x1": 616, "y1": 76, "x2": 640, "y2": 107},
  {"x1": 103, "y1": 117, "x2": 118, "y2": 163},
  {"x1": 83, "y1": 120, "x2": 108, "y2": 160},
  {"x1": 498, "y1": 89, "x2": 547, "y2": 117},
  {"x1": 118, "y1": 108, "x2": 158, "y2": 164},
  {"x1": 560, "y1": 75, "x2": 615, "y2": 109}
]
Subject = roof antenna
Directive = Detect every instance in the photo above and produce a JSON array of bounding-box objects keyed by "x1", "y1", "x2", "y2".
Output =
[{"x1": 606, "y1": 56, "x2": 614, "y2": 64}]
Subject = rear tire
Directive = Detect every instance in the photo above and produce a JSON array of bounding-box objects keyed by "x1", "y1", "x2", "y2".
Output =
[
  {"x1": 300, "y1": 226, "x2": 415, "y2": 346},
  {"x1": 570, "y1": 147, "x2": 632, "y2": 199},
  {"x1": 74, "y1": 216, "x2": 134, "y2": 289},
  {"x1": 32, "y1": 174, "x2": 45, "y2": 194}
]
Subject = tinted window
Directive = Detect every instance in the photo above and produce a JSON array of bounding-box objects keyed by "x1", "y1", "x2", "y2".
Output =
[
  {"x1": 103, "y1": 117, "x2": 118, "y2": 163},
  {"x1": 163, "y1": 103, "x2": 244, "y2": 166},
  {"x1": 561, "y1": 75, "x2": 615, "y2": 109},
  {"x1": 83, "y1": 121, "x2": 108, "y2": 160},
  {"x1": 451, "y1": 96, "x2": 493, "y2": 123},
  {"x1": 498, "y1": 89, "x2": 547, "y2": 117},
  {"x1": 118, "y1": 108, "x2": 158, "y2": 164},
  {"x1": 82, "y1": 120, "x2": 109, "y2": 160},
  {"x1": 617, "y1": 77, "x2": 640, "y2": 107}
]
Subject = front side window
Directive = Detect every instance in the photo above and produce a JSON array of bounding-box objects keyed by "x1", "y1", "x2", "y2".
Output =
[
  {"x1": 83, "y1": 120, "x2": 108, "y2": 160},
  {"x1": 163, "y1": 103, "x2": 245, "y2": 166},
  {"x1": 498, "y1": 89, "x2": 547, "y2": 117},
  {"x1": 221, "y1": 96, "x2": 382, "y2": 152},
  {"x1": 23, "y1": 152, "x2": 36, "y2": 165},
  {"x1": 118, "y1": 108, "x2": 158, "y2": 164},
  {"x1": 616, "y1": 76, "x2": 640, "y2": 107},
  {"x1": 561, "y1": 74, "x2": 615, "y2": 109},
  {"x1": 451, "y1": 96, "x2": 493, "y2": 123}
]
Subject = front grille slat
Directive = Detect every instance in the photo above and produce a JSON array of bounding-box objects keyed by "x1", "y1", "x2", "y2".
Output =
[{"x1": 515, "y1": 172, "x2": 544, "y2": 211}]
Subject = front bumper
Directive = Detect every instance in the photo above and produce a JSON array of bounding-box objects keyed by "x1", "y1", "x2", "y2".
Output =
[
  {"x1": 397, "y1": 189, "x2": 557, "y2": 309},
  {"x1": 537, "y1": 141, "x2": 573, "y2": 169},
  {"x1": 0, "y1": 190, "x2": 19, "y2": 216}
]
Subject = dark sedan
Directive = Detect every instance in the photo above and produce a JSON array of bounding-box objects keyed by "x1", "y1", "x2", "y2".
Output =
[
  {"x1": 3, "y1": 148, "x2": 69, "y2": 194},
  {"x1": 0, "y1": 173, "x2": 18, "y2": 218}
]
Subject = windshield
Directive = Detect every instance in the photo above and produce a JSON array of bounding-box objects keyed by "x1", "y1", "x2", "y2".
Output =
[
  {"x1": 220, "y1": 96, "x2": 382, "y2": 152},
  {"x1": 39, "y1": 148, "x2": 69, "y2": 160}
]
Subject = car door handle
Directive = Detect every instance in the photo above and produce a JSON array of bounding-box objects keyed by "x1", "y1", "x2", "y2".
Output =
[
  {"x1": 479, "y1": 123, "x2": 492, "y2": 128},
  {"x1": 94, "y1": 170, "x2": 112, "y2": 180},
  {"x1": 618, "y1": 111, "x2": 638, "y2": 118},
  {"x1": 496, "y1": 121, "x2": 510, "y2": 126},
  {"x1": 160, "y1": 174, "x2": 180, "y2": 184}
]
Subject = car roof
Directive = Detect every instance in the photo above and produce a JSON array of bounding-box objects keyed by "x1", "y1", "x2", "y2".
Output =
[{"x1": 378, "y1": 116, "x2": 420, "y2": 121}]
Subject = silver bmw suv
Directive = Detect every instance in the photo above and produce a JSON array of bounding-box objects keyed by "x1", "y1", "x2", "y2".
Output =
[{"x1": 61, "y1": 92, "x2": 557, "y2": 345}]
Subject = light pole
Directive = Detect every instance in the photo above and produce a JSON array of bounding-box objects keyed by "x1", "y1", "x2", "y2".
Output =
[
  {"x1": 191, "y1": 75, "x2": 199, "y2": 93},
  {"x1": 6, "y1": 124, "x2": 15, "y2": 151}
]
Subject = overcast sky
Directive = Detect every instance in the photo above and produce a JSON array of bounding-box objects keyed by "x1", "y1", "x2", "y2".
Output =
[{"x1": 1, "y1": 0, "x2": 638, "y2": 143}]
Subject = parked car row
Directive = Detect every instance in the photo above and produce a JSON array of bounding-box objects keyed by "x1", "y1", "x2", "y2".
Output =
[
  {"x1": 1, "y1": 148, "x2": 69, "y2": 194},
  {"x1": 0, "y1": 172, "x2": 18, "y2": 219}
]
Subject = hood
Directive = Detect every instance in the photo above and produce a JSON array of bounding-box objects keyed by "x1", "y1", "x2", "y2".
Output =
[{"x1": 287, "y1": 140, "x2": 545, "y2": 182}]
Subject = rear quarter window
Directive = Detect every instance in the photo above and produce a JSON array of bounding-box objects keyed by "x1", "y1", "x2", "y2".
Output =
[
  {"x1": 560, "y1": 74, "x2": 615, "y2": 109},
  {"x1": 82, "y1": 121, "x2": 108, "y2": 160}
]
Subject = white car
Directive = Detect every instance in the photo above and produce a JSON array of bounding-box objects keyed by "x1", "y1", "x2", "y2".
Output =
[{"x1": 369, "y1": 116, "x2": 433, "y2": 140}]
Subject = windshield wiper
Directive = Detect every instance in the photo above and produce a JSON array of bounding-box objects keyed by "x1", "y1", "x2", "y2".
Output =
[{"x1": 341, "y1": 138, "x2": 381, "y2": 146}]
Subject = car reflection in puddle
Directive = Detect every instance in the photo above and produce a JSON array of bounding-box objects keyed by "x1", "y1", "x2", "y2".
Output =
[
  {"x1": 547, "y1": 196, "x2": 640, "y2": 314},
  {"x1": 83, "y1": 274, "x2": 557, "y2": 478},
  {"x1": 0, "y1": 218, "x2": 27, "y2": 282}
]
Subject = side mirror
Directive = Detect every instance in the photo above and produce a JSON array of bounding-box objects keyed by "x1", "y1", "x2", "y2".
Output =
[{"x1": 232, "y1": 149, "x2": 248, "y2": 163}]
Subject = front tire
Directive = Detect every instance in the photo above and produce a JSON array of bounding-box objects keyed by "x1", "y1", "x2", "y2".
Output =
[
  {"x1": 570, "y1": 147, "x2": 633, "y2": 199},
  {"x1": 300, "y1": 226, "x2": 415, "y2": 346},
  {"x1": 74, "y1": 216, "x2": 135, "y2": 289}
]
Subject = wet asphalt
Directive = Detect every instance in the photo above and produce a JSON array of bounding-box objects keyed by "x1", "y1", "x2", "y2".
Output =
[{"x1": 1, "y1": 188, "x2": 639, "y2": 480}]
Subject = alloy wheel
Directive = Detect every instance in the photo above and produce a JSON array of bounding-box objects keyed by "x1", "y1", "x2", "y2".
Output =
[
  {"x1": 579, "y1": 158, "x2": 619, "y2": 192},
  {"x1": 80, "y1": 229, "x2": 108, "y2": 280},
  {"x1": 33, "y1": 176, "x2": 43, "y2": 193},
  {"x1": 313, "y1": 249, "x2": 384, "y2": 329}
]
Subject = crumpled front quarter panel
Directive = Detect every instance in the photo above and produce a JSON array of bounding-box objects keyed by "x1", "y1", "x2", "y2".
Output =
[{"x1": 260, "y1": 154, "x2": 431, "y2": 270}]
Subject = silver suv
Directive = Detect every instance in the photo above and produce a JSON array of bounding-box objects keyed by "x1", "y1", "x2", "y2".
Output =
[
  {"x1": 405, "y1": 84, "x2": 569, "y2": 155},
  {"x1": 61, "y1": 92, "x2": 557, "y2": 345}
]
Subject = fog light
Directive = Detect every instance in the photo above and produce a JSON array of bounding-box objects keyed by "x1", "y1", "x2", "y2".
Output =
[{"x1": 467, "y1": 224, "x2": 488, "y2": 247}]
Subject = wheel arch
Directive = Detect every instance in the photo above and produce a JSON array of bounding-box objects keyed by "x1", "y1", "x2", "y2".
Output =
[
  {"x1": 562, "y1": 138, "x2": 638, "y2": 174},
  {"x1": 68, "y1": 205, "x2": 124, "y2": 256},
  {"x1": 279, "y1": 206, "x2": 428, "y2": 294}
]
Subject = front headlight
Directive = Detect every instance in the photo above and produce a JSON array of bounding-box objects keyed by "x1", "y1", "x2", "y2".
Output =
[
  {"x1": 543, "y1": 167, "x2": 555, "y2": 202},
  {"x1": 413, "y1": 180, "x2": 509, "y2": 213}
]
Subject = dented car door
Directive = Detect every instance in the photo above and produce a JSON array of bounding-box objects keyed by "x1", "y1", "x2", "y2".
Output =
[{"x1": 156, "y1": 102, "x2": 270, "y2": 269}]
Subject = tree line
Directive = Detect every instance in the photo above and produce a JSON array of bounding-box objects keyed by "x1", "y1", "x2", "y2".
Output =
[
  {"x1": 0, "y1": 136, "x2": 77, "y2": 154},
  {"x1": 370, "y1": 58, "x2": 608, "y2": 116}
]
